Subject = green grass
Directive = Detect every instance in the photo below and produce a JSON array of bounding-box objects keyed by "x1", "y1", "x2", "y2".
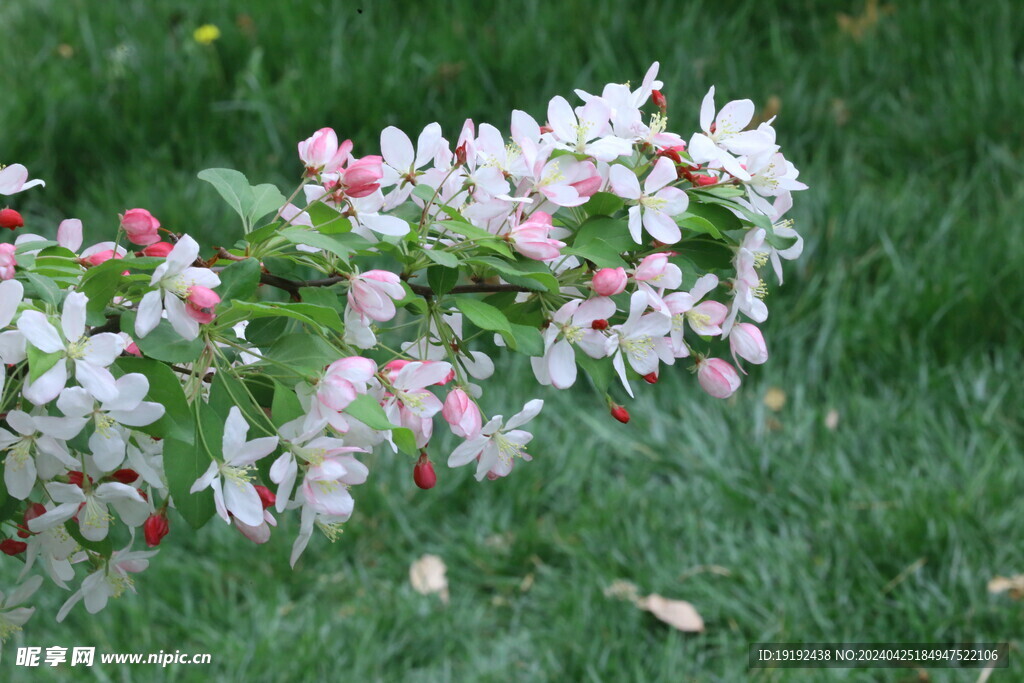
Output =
[{"x1": 1, "y1": 0, "x2": 1023, "y2": 680}]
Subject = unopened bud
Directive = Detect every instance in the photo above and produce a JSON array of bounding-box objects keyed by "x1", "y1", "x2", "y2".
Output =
[
  {"x1": 143, "y1": 513, "x2": 170, "y2": 547},
  {"x1": 110, "y1": 468, "x2": 139, "y2": 484},
  {"x1": 0, "y1": 208, "x2": 24, "y2": 230},
  {"x1": 142, "y1": 241, "x2": 174, "y2": 258},
  {"x1": 651, "y1": 89, "x2": 667, "y2": 112},
  {"x1": 254, "y1": 485, "x2": 276, "y2": 510},
  {"x1": 454, "y1": 142, "x2": 468, "y2": 167},
  {"x1": 591, "y1": 319, "x2": 609, "y2": 331},
  {"x1": 642, "y1": 372, "x2": 658, "y2": 384},
  {"x1": 0, "y1": 539, "x2": 28, "y2": 555},
  {"x1": 610, "y1": 404, "x2": 630, "y2": 424},
  {"x1": 413, "y1": 453, "x2": 437, "y2": 490}
]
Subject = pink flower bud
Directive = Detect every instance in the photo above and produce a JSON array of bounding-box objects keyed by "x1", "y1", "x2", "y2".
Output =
[
  {"x1": 413, "y1": 453, "x2": 437, "y2": 490},
  {"x1": 142, "y1": 241, "x2": 174, "y2": 258},
  {"x1": 120, "y1": 208, "x2": 161, "y2": 246},
  {"x1": 0, "y1": 243, "x2": 16, "y2": 280},
  {"x1": 298, "y1": 127, "x2": 352, "y2": 174},
  {"x1": 591, "y1": 267, "x2": 627, "y2": 296},
  {"x1": 697, "y1": 358, "x2": 741, "y2": 399},
  {"x1": 233, "y1": 517, "x2": 272, "y2": 544},
  {"x1": 442, "y1": 388, "x2": 482, "y2": 438},
  {"x1": 0, "y1": 208, "x2": 24, "y2": 230},
  {"x1": 342, "y1": 156, "x2": 383, "y2": 198},
  {"x1": 144, "y1": 513, "x2": 170, "y2": 547},
  {"x1": 729, "y1": 323, "x2": 768, "y2": 365},
  {"x1": 185, "y1": 285, "x2": 220, "y2": 324},
  {"x1": 126, "y1": 342, "x2": 142, "y2": 357},
  {"x1": 80, "y1": 249, "x2": 121, "y2": 267}
]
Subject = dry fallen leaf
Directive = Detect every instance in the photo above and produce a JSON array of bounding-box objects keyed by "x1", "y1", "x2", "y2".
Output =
[
  {"x1": 410, "y1": 554, "x2": 449, "y2": 603},
  {"x1": 987, "y1": 574, "x2": 1024, "y2": 599},
  {"x1": 763, "y1": 387, "x2": 787, "y2": 412},
  {"x1": 638, "y1": 594, "x2": 705, "y2": 633}
]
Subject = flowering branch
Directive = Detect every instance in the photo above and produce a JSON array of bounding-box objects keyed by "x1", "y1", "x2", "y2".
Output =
[{"x1": 0, "y1": 63, "x2": 807, "y2": 634}]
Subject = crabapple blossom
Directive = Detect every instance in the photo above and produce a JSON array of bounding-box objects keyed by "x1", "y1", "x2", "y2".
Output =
[
  {"x1": 298, "y1": 127, "x2": 352, "y2": 175},
  {"x1": 348, "y1": 270, "x2": 406, "y2": 323},
  {"x1": 610, "y1": 292, "x2": 674, "y2": 397},
  {"x1": 728, "y1": 322, "x2": 768, "y2": 366},
  {"x1": 442, "y1": 388, "x2": 482, "y2": 438},
  {"x1": 0, "y1": 163, "x2": 45, "y2": 195},
  {"x1": 448, "y1": 399, "x2": 544, "y2": 480},
  {"x1": 507, "y1": 211, "x2": 566, "y2": 261},
  {"x1": 18, "y1": 292, "x2": 125, "y2": 404},
  {"x1": 610, "y1": 157, "x2": 688, "y2": 244},
  {"x1": 29, "y1": 481, "x2": 149, "y2": 542},
  {"x1": 136, "y1": 235, "x2": 221, "y2": 340}
]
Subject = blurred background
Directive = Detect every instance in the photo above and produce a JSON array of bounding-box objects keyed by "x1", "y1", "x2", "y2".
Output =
[{"x1": 1, "y1": 0, "x2": 1022, "y2": 680}]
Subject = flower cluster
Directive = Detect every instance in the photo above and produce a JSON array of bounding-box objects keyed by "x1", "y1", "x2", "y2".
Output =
[{"x1": 0, "y1": 63, "x2": 805, "y2": 634}]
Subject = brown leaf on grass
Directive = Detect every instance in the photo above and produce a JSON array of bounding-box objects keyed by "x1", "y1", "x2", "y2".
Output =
[
  {"x1": 638, "y1": 594, "x2": 705, "y2": 633},
  {"x1": 987, "y1": 575, "x2": 1024, "y2": 599},
  {"x1": 410, "y1": 554, "x2": 449, "y2": 603},
  {"x1": 763, "y1": 387, "x2": 786, "y2": 412},
  {"x1": 837, "y1": 0, "x2": 894, "y2": 40}
]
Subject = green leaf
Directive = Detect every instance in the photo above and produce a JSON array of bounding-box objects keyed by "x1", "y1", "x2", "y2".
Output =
[
  {"x1": 15, "y1": 240, "x2": 57, "y2": 254},
  {"x1": 120, "y1": 312, "x2": 205, "y2": 364},
  {"x1": 197, "y1": 168, "x2": 284, "y2": 232},
  {"x1": 563, "y1": 242, "x2": 628, "y2": 269},
  {"x1": 683, "y1": 201, "x2": 742, "y2": 235},
  {"x1": 576, "y1": 348, "x2": 613, "y2": 394},
  {"x1": 412, "y1": 184, "x2": 437, "y2": 203},
  {"x1": 455, "y1": 298, "x2": 513, "y2": 336},
  {"x1": 215, "y1": 258, "x2": 262, "y2": 304},
  {"x1": 432, "y1": 221, "x2": 513, "y2": 257},
  {"x1": 271, "y1": 380, "x2": 304, "y2": 428},
  {"x1": 676, "y1": 239, "x2": 735, "y2": 272},
  {"x1": 298, "y1": 286, "x2": 345, "y2": 312},
  {"x1": 392, "y1": 427, "x2": 418, "y2": 456},
  {"x1": 115, "y1": 357, "x2": 194, "y2": 443},
  {"x1": 278, "y1": 227, "x2": 370, "y2": 259},
  {"x1": 217, "y1": 301, "x2": 344, "y2": 333},
  {"x1": 263, "y1": 333, "x2": 337, "y2": 379},
  {"x1": 573, "y1": 216, "x2": 636, "y2": 253},
  {"x1": 21, "y1": 271, "x2": 63, "y2": 308},
  {"x1": 467, "y1": 256, "x2": 559, "y2": 293},
  {"x1": 583, "y1": 191, "x2": 625, "y2": 217},
  {"x1": 422, "y1": 248, "x2": 460, "y2": 268},
  {"x1": 164, "y1": 433, "x2": 215, "y2": 529},
  {"x1": 306, "y1": 202, "x2": 352, "y2": 234},
  {"x1": 344, "y1": 394, "x2": 393, "y2": 431},
  {"x1": 209, "y1": 371, "x2": 269, "y2": 434},
  {"x1": 247, "y1": 183, "x2": 287, "y2": 228},
  {"x1": 507, "y1": 324, "x2": 545, "y2": 357},
  {"x1": 79, "y1": 259, "x2": 124, "y2": 325},
  {"x1": 691, "y1": 192, "x2": 769, "y2": 232},
  {"x1": 677, "y1": 212, "x2": 724, "y2": 239},
  {"x1": 427, "y1": 265, "x2": 460, "y2": 296},
  {"x1": 26, "y1": 344, "x2": 63, "y2": 383}
]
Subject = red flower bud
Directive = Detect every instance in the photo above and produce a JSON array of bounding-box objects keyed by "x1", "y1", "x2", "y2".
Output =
[
  {"x1": 642, "y1": 372, "x2": 659, "y2": 384},
  {"x1": 110, "y1": 468, "x2": 139, "y2": 484},
  {"x1": 16, "y1": 503, "x2": 46, "y2": 538},
  {"x1": 651, "y1": 89, "x2": 667, "y2": 112},
  {"x1": 0, "y1": 539, "x2": 28, "y2": 555},
  {"x1": 143, "y1": 513, "x2": 170, "y2": 547},
  {"x1": 610, "y1": 405, "x2": 630, "y2": 424},
  {"x1": 454, "y1": 142, "x2": 468, "y2": 167},
  {"x1": 413, "y1": 453, "x2": 437, "y2": 490},
  {"x1": 0, "y1": 208, "x2": 24, "y2": 230},
  {"x1": 254, "y1": 485, "x2": 276, "y2": 510},
  {"x1": 591, "y1": 319, "x2": 609, "y2": 331},
  {"x1": 694, "y1": 174, "x2": 718, "y2": 186},
  {"x1": 67, "y1": 471, "x2": 91, "y2": 487}
]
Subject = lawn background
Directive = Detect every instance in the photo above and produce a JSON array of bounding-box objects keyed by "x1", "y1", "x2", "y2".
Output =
[{"x1": 1, "y1": 0, "x2": 1022, "y2": 680}]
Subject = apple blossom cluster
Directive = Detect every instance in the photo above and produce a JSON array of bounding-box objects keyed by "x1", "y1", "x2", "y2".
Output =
[{"x1": 0, "y1": 63, "x2": 805, "y2": 635}]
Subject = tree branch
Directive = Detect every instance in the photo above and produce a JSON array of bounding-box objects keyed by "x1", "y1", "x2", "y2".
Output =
[{"x1": 258, "y1": 273, "x2": 533, "y2": 298}]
